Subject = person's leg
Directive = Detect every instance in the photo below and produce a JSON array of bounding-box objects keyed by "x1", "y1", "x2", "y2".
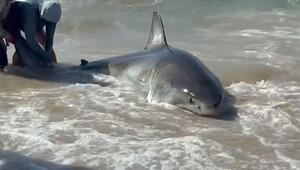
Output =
[
  {"x1": 0, "y1": 39, "x2": 8, "y2": 69},
  {"x1": 4, "y1": 1, "x2": 24, "y2": 66},
  {"x1": 13, "y1": 36, "x2": 40, "y2": 67},
  {"x1": 12, "y1": 52, "x2": 20, "y2": 66}
]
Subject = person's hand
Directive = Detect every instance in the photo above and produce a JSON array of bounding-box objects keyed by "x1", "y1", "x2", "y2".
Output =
[
  {"x1": 6, "y1": 33, "x2": 15, "y2": 44},
  {"x1": 40, "y1": 61, "x2": 54, "y2": 68}
]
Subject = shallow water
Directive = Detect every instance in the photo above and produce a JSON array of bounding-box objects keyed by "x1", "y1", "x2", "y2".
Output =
[{"x1": 1, "y1": 0, "x2": 300, "y2": 169}]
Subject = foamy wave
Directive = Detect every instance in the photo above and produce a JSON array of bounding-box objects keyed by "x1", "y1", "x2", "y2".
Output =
[
  {"x1": 232, "y1": 27, "x2": 300, "y2": 40},
  {"x1": 228, "y1": 80, "x2": 300, "y2": 169}
]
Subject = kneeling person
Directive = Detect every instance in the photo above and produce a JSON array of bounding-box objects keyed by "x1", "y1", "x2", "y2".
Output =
[{"x1": 5, "y1": 0, "x2": 61, "y2": 66}]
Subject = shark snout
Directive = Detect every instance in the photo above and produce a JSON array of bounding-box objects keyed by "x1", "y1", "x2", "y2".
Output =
[
  {"x1": 205, "y1": 93, "x2": 237, "y2": 120},
  {"x1": 181, "y1": 94, "x2": 225, "y2": 117}
]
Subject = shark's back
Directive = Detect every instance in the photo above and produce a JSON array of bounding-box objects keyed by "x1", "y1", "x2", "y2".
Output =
[{"x1": 80, "y1": 12, "x2": 170, "y2": 81}]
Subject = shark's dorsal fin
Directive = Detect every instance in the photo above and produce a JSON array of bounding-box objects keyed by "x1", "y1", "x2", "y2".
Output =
[
  {"x1": 80, "y1": 59, "x2": 89, "y2": 66},
  {"x1": 145, "y1": 11, "x2": 168, "y2": 50}
]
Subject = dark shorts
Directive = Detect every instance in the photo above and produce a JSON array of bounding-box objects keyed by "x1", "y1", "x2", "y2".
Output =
[
  {"x1": 0, "y1": 1, "x2": 21, "y2": 68},
  {"x1": 4, "y1": 1, "x2": 23, "y2": 35}
]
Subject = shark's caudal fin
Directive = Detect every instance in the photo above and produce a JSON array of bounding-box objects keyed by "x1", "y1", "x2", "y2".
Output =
[{"x1": 145, "y1": 11, "x2": 168, "y2": 50}]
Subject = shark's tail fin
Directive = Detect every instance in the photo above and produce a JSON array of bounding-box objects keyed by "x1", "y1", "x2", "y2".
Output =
[{"x1": 145, "y1": 11, "x2": 168, "y2": 50}]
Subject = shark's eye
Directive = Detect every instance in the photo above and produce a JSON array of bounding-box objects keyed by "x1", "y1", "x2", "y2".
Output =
[{"x1": 189, "y1": 97, "x2": 194, "y2": 104}]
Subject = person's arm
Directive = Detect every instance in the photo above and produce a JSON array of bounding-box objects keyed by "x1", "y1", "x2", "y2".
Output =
[
  {"x1": 23, "y1": 8, "x2": 51, "y2": 63},
  {"x1": 45, "y1": 22, "x2": 56, "y2": 53}
]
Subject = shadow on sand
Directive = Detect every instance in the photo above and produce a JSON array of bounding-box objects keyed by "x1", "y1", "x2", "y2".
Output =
[{"x1": 0, "y1": 150, "x2": 95, "y2": 170}]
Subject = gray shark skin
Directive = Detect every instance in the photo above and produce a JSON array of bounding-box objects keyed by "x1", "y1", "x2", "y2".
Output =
[{"x1": 79, "y1": 12, "x2": 237, "y2": 119}]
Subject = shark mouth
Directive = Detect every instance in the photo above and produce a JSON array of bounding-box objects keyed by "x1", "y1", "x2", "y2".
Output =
[{"x1": 179, "y1": 106, "x2": 218, "y2": 118}]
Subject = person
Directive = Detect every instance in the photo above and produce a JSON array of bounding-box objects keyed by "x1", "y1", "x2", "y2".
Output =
[
  {"x1": 5, "y1": 0, "x2": 61, "y2": 67},
  {"x1": 0, "y1": 0, "x2": 12, "y2": 69}
]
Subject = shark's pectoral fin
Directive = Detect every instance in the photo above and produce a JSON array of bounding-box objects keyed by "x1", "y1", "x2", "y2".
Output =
[
  {"x1": 145, "y1": 11, "x2": 168, "y2": 50},
  {"x1": 80, "y1": 59, "x2": 89, "y2": 66}
]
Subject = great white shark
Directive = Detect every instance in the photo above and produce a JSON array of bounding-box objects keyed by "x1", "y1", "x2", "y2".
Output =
[
  {"x1": 77, "y1": 12, "x2": 236, "y2": 119},
  {"x1": 7, "y1": 11, "x2": 236, "y2": 119}
]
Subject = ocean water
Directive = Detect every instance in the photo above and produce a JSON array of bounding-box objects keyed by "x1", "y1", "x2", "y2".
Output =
[{"x1": 1, "y1": 0, "x2": 300, "y2": 169}]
